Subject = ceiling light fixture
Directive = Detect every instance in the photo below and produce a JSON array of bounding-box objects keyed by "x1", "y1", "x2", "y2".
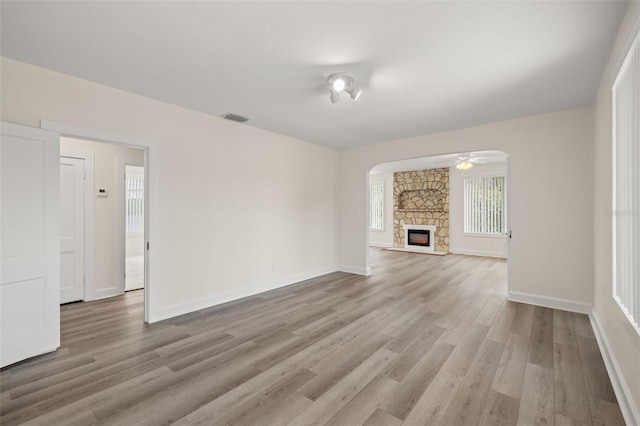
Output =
[
  {"x1": 456, "y1": 160, "x2": 474, "y2": 170},
  {"x1": 327, "y1": 73, "x2": 362, "y2": 104}
]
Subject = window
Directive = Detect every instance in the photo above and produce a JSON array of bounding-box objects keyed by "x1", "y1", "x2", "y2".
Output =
[
  {"x1": 612, "y1": 29, "x2": 639, "y2": 334},
  {"x1": 464, "y1": 174, "x2": 506, "y2": 235},
  {"x1": 369, "y1": 181, "x2": 385, "y2": 231},
  {"x1": 126, "y1": 174, "x2": 144, "y2": 234}
]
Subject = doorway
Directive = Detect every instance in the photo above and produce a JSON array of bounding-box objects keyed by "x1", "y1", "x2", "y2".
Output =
[
  {"x1": 58, "y1": 136, "x2": 145, "y2": 316},
  {"x1": 43, "y1": 120, "x2": 158, "y2": 324}
]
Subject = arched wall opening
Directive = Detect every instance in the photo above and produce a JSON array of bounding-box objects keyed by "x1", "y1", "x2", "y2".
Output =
[
  {"x1": 336, "y1": 107, "x2": 594, "y2": 309},
  {"x1": 365, "y1": 150, "x2": 511, "y2": 291}
]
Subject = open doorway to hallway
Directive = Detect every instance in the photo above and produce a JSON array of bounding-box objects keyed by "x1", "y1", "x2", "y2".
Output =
[
  {"x1": 367, "y1": 150, "x2": 510, "y2": 283},
  {"x1": 59, "y1": 136, "x2": 145, "y2": 318}
]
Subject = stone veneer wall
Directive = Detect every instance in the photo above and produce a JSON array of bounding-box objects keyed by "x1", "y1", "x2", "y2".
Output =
[{"x1": 393, "y1": 168, "x2": 449, "y2": 252}]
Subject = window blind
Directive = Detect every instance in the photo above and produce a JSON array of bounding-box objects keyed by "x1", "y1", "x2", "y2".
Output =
[{"x1": 612, "y1": 29, "x2": 640, "y2": 334}]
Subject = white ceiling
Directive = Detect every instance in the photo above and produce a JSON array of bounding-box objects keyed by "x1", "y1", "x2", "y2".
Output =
[{"x1": 0, "y1": 1, "x2": 628, "y2": 150}]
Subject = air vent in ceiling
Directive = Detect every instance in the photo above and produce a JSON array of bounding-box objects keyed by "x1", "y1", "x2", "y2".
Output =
[{"x1": 221, "y1": 113, "x2": 249, "y2": 123}]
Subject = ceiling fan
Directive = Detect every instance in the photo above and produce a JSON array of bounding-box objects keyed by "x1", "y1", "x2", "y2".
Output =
[{"x1": 433, "y1": 152, "x2": 490, "y2": 170}]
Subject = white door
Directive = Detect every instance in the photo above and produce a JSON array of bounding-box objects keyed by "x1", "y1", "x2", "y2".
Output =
[
  {"x1": 1, "y1": 121, "x2": 60, "y2": 368},
  {"x1": 60, "y1": 157, "x2": 85, "y2": 303}
]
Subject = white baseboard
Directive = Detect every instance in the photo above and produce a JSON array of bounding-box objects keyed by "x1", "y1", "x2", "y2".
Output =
[
  {"x1": 369, "y1": 242, "x2": 393, "y2": 248},
  {"x1": 449, "y1": 248, "x2": 507, "y2": 258},
  {"x1": 89, "y1": 287, "x2": 120, "y2": 301},
  {"x1": 507, "y1": 291, "x2": 591, "y2": 314},
  {"x1": 589, "y1": 312, "x2": 640, "y2": 426},
  {"x1": 338, "y1": 265, "x2": 372, "y2": 276},
  {"x1": 149, "y1": 265, "x2": 340, "y2": 323}
]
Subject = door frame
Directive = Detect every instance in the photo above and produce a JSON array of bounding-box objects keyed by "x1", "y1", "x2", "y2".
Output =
[
  {"x1": 116, "y1": 158, "x2": 144, "y2": 296},
  {"x1": 506, "y1": 156, "x2": 512, "y2": 295},
  {"x1": 41, "y1": 120, "x2": 158, "y2": 324},
  {"x1": 60, "y1": 150, "x2": 95, "y2": 301}
]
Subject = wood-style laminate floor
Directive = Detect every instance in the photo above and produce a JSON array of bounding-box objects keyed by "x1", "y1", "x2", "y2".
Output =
[{"x1": 0, "y1": 249, "x2": 624, "y2": 425}]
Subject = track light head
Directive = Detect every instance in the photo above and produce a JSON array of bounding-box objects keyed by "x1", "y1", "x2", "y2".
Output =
[
  {"x1": 348, "y1": 87, "x2": 362, "y2": 101},
  {"x1": 327, "y1": 73, "x2": 362, "y2": 103}
]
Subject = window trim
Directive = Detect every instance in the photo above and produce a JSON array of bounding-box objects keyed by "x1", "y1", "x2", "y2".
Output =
[
  {"x1": 463, "y1": 232, "x2": 508, "y2": 239},
  {"x1": 611, "y1": 27, "x2": 640, "y2": 336}
]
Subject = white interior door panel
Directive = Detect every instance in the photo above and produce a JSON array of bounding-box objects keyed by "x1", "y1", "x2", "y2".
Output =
[
  {"x1": 1, "y1": 121, "x2": 60, "y2": 368},
  {"x1": 60, "y1": 156, "x2": 85, "y2": 303}
]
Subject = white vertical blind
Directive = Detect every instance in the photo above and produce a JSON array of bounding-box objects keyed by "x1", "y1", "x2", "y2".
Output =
[
  {"x1": 369, "y1": 182, "x2": 385, "y2": 231},
  {"x1": 612, "y1": 29, "x2": 640, "y2": 334},
  {"x1": 464, "y1": 175, "x2": 505, "y2": 235},
  {"x1": 126, "y1": 175, "x2": 144, "y2": 234}
]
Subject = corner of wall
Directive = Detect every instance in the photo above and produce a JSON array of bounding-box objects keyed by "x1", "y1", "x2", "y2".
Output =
[
  {"x1": 590, "y1": 3, "x2": 640, "y2": 423},
  {"x1": 589, "y1": 311, "x2": 640, "y2": 425}
]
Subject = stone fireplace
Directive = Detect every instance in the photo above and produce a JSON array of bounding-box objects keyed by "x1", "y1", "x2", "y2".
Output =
[{"x1": 393, "y1": 168, "x2": 449, "y2": 252}]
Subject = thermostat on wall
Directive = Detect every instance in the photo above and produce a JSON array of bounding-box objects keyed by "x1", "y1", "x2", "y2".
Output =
[{"x1": 96, "y1": 188, "x2": 108, "y2": 198}]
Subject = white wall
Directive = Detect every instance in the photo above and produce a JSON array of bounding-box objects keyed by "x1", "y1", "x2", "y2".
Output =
[
  {"x1": 1, "y1": 57, "x2": 339, "y2": 321},
  {"x1": 368, "y1": 172, "x2": 393, "y2": 247},
  {"x1": 60, "y1": 137, "x2": 144, "y2": 298},
  {"x1": 449, "y1": 162, "x2": 508, "y2": 258},
  {"x1": 592, "y1": 1, "x2": 640, "y2": 422},
  {"x1": 338, "y1": 107, "x2": 594, "y2": 304}
]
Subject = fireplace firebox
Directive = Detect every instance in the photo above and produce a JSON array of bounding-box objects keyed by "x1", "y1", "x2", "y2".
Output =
[{"x1": 407, "y1": 229, "x2": 430, "y2": 247}]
